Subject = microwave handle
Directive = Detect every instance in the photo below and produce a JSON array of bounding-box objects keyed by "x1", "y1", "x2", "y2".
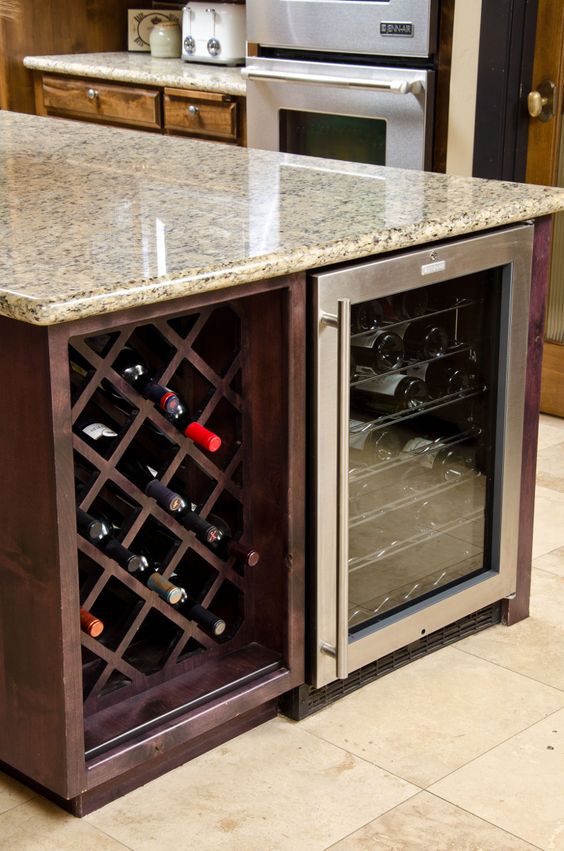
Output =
[
  {"x1": 241, "y1": 67, "x2": 422, "y2": 95},
  {"x1": 320, "y1": 298, "x2": 350, "y2": 680}
]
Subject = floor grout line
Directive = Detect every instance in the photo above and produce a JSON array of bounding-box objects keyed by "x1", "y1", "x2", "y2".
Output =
[
  {"x1": 320, "y1": 791, "x2": 426, "y2": 851},
  {"x1": 424, "y1": 790, "x2": 546, "y2": 851},
  {"x1": 0, "y1": 795, "x2": 38, "y2": 820},
  {"x1": 451, "y1": 641, "x2": 564, "y2": 694},
  {"x1": 425, "y1": 703, "x2": 564, "y2": 792}
]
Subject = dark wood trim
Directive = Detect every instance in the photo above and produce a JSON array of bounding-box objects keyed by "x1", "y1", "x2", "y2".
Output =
[
  {"x1": 432, "y1": 0, "x2": 455, "y2": 173},
  {"x1": 503, "y1": 215, "x2": 553, "y2": 624},
  {"x1": 473, "y1": 0, "x2": 538, "y2": 181}
]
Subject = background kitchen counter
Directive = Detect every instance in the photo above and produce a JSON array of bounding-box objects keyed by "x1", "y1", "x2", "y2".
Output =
[
  {"x1": 2, "y1": 111, "x2": 564, "y2": 327},
  {"x1": 23, "y1": 52, "x2": 246, "y2": 97}
]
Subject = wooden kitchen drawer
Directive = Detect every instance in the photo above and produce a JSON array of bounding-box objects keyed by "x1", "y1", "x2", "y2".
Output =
[
  {"x1": 40, "y1": 76, "x2": 162, "y2": 130},
  {"x1": 164, "y1": 88, "x2": 238, "y2": 142}
]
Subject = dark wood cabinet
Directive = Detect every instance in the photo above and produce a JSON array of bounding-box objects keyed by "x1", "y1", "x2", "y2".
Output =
[{"x1": 0, "y1": 274, "x2": 305, "y2": 815}]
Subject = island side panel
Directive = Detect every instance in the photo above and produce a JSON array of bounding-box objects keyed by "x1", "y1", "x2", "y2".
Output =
[
  {"x1": 504, "y1": 215, "x2": 553, "y2": 624},
  {"x1": 0, "y1": 318, "x2": 85, "y2": 798}
]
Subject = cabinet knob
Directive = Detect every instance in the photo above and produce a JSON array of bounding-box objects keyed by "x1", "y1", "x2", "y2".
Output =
[
  {"x1": 86, "y1": 88, "x2": 99, "y2": 101},
  {"x1": 527, "y1": 80, "x2": 555, "y2": 121},
  {"x1": 187, "y1": 104, "x2": 200, "y2": 116}
]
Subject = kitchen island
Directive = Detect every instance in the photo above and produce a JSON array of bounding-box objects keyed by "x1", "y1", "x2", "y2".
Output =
[{"x1": 1, "y1": 111, "x2": 564, "y2": 815}]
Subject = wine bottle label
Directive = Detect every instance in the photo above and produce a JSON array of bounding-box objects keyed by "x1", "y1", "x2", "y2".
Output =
[
  {"x1": 147, "y1": 465, "x2": 158, "y2": 478},
  {"x1": 401, "y1": 437, "x2": 437, "y2": 468},
  {"x1": 362, "y1": 374, "x2": 406, "y2": 396},
  {"x1": 406, "y1": 363, "x2": 429, "y2": 380},
  {"x1": 349, "y1": 419, "x2": 373, "y2": 450},
  {"x1": 81, "y1": 423, "x2": 118, "y2": 441}
]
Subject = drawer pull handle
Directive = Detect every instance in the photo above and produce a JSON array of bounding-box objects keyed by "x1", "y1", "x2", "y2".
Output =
[
  {"x1": 86, "y1": 88, "x2": 99, "y2": 101},
  {"x1": 187, "y1": 104, "x2": 200, "y2": 116}
]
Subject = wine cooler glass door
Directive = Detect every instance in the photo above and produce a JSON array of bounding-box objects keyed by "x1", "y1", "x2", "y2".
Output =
[{"x1": 312, "y1": 225, "x2": 533, "y2": 688}]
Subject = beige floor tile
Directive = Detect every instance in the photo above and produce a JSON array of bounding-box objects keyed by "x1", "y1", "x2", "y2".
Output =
[
  {"x1": 536, "y1": 443, "x2": 564, "y2": 493},
  {"x1": 86, "y1": 716, "x2": 417, "y2": 851},
  {"x1": 0, "y1": 772, "x2": 35, "y2": 815},
  {"x1": 299, "y1": 646, "x2": 564, "y2": 788},
  {"x1": 0, "y1": 797, "x2": 130, "y2": 851},
  {"x1": 537, "y1": 414, "x2": 564, "y2": 450},
  {"x1": 455, "y1": 569, "x2": 564, "y2": 691},
  {"x1": 330, "y1": 791, "x2": 538, "y2": 850},
  {"x1": 533, "y1": 486, "x2": 564, "y2": 558},
  {"x1": 534, "y1": 545, "x2": 564, "y2": 578},
  {"x1": 430, "y1": 707, "x2": 564, "y2": 850}
]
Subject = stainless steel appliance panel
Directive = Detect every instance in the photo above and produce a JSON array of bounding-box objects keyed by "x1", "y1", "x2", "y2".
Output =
[
  {"x1": 311, "y1": 225, "x2": 533, "y2": 688},
  {"x1": 247, "y1": 0, "x2": 438, "y2": 59},
  {"x1": 244, "y1": 58, "x2": 433, "y2": 170}
]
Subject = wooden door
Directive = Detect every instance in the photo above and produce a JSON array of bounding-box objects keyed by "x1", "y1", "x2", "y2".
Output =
[{"x1": 526, "y1": 0, "x2": 564, "y2": 415}]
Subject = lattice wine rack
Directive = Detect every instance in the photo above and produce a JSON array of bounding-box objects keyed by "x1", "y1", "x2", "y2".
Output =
[{"x1": 0, "y1": 277, "x2": 305, "y2": 814}]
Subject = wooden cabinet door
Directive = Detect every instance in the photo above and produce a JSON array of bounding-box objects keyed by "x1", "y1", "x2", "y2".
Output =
[{"x1": 526, "y1": 0, "x2": 564, "y2": 416}]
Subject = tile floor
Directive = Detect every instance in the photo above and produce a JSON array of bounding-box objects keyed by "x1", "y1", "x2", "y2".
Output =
[{"x1": 2, "y1": 414, "x2": 564, "y2": 850}]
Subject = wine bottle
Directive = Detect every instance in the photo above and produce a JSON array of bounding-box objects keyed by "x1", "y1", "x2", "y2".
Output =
[
  {"x1": 406, "y1": 357, "x2": 470, "y2": 398},
  {"x1": 74, "y1": 416, "x2": 118, "y2": 453},
  {"x1": 352, "y1": 374, "x2": 429, "y2": 414},
  {"x1": 130, "y1": 557, "x2": 185, "y2": 605},
  {"x1": 176, "y1": 593, "x2": 226, "y2": 637},
  {"x1": 176, "y1": 504, "x2": 223, "y2": 547},
  {"x1": 382, "y1": 290, "x2": 429, "y2": 321},
  {"x1": 351, "y1": 301, "x2": 384, "y2": 334},
  {"x1": 207, "y1": 514, "x2": 260, "y2": 567},
  {"x1": 76, "y1": 509, "x2": 144, "y2": 573},
  {"x1": 400, "y1": 438, "x2": 477, "y2": 482},
  {"x1": 397, "y1": 319, "x2": 448, "y2": 359},
  {"x1": 120, "y1": 453, "x2": 188, "y2": 514},
  {"x1": 76, "y1": 507, "x2": 105, "y2": 541},
  {"x1": 113, "y1": 348, "x2": 221, "y2": 452},
  {"x1": 80, "y1": 607, "x2": 104, "y2": 638},
  {"x1": 352, "y1": 330, "x2": 404, "y2": 372},
  {"x1": 349, "y1": 421, "x2": 402, "y2": 463}
]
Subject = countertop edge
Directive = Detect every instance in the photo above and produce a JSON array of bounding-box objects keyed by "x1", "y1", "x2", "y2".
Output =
[
  {"x1": 5, "y1": 207, "x2": 560, "y2": 327},
  {"x1": 23, "y1": 55, "x2": 247, "y2": 97}
]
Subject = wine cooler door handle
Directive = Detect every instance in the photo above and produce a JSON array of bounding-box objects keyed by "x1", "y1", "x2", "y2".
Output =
[{"x1": 336, "y1": 298, "x2": 350, "y2": 680}]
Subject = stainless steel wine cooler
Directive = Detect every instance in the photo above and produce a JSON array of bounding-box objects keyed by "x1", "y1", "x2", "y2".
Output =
[{"x1": 311, "y1": 225, "x2": 534, "y2": 688}]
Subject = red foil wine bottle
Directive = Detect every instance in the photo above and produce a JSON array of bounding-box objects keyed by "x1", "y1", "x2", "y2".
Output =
[
  {"x1": 80, "y1": 607, "x2": 104, "y2": 638},
  {"x1": 113, "y1": 348, "x2": 220, "y2": 452}
]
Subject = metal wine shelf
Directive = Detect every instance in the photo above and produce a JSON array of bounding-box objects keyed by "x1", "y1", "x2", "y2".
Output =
[
  {"x1": 348, "y1": 506, "x2": 484, "y2": 575},
  {"x1": 349, "y1": 427, "x2": 482, "y2": 487},
  {"x1": 350, "y1": 342, "x2": 475, "y2": 390},
  {"x1": 350, "y1": 297, "x2": 483, "y2": 342}
]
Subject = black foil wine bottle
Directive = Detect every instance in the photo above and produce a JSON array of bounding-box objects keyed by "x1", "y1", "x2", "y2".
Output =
[
  {"x1": 349, "y1": 422, "x2": 402, "y2": 463},
  {"x1": 113, "y1": 348, "x2": 221, "y2": 452},
  {"x1": 207, "y1": 513, "x2": 260, "y2": 567},
  {"x1": 352, "y1": 330, "x2": 404, "y2": 372},
  {"x1": 76, "y1": 509, "x2": 143, "y2": 573},
  {"x1": 353, "y1": 374, "x2": 429, "y2": 414},
  {"x1": 176, "y1": 593, "x2": 226, "y2": 637},
  {"x1": 351, "y1": 300, "x2": 384, "y2": 334},
  {"x1": 406, "y1": 357, "x2": 470, "y2": 398},
  {"x1": 382, "y1": 290, "x2": 429, "y2": 321},
  {"x1": 120, "y1": 453, "x2": 188, "y2": 514},
  {"x1": 397, "y1": 319, "x2": 449, "y2": 359}
]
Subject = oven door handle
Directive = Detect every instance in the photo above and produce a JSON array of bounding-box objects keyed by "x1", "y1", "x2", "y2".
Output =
[
  {"x1": 241, "y1": 67, "x2": 422, "y2": 95},
  {"x1": 320, "y1": 299, "x2": 350, "y2": 680}
]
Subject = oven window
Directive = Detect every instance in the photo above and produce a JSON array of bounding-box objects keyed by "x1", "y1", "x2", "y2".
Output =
[{"x1": 279, "y1": 110, "x2": 387, "y2": 166}]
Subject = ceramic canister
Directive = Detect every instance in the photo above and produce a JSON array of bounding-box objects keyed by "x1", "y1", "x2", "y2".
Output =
[{"x1": 150, "y1": 20, "x2": 182, "y2": 58}]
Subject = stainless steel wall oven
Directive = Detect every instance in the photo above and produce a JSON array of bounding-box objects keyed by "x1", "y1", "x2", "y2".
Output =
[{"x1": 244, "y1": 0, "x2": 439, "y2": 170}]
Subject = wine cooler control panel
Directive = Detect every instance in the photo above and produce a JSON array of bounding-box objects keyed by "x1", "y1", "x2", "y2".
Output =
[{"x1": 312, "y1": 225, "x2": 533, "y2": 687}]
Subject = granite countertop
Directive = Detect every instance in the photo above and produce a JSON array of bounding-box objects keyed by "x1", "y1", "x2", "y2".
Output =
[
  {"x1": 2, "y1": 111, "x2": 564, "y2": 327},
  {"x1": 23, "y1": 52, "x2": 246, "y2": 97}
]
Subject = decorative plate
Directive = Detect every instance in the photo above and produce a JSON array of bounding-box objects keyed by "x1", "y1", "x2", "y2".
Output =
[{"x1": 128, "y1": 9, "x2": 182, "y2": 52}]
